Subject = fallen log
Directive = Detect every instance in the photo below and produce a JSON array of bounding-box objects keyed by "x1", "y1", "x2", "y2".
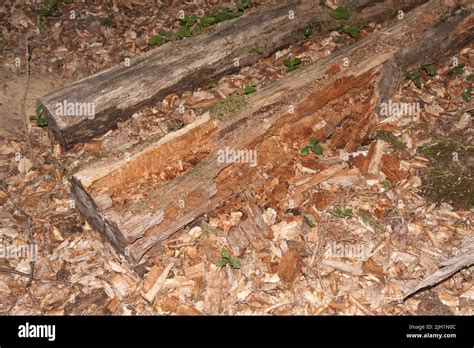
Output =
[
  {"x1": 71, "y1": 1, "x2": 474, "y2": 263},
  {"x1": 39, "y1": 0, "x2": 426, "y2": 149}
]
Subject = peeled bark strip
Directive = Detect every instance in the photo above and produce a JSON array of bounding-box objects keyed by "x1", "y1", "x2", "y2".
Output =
[
  {"x1": 71, "y1": 1, "x2": 473, "y2": 263},
  {"x1": 39, "y1": 0, "x2": 426, "y2": 149}
]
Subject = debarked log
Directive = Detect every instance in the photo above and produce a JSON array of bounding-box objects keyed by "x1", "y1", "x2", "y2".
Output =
[{"x1": 71, "y1": 1, "x2": 473, "y2": 263}]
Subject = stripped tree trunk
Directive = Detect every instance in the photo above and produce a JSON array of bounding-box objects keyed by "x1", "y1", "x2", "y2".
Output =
[{"x1": 71, "y1": 1, "x2": 473, "y2": 263}]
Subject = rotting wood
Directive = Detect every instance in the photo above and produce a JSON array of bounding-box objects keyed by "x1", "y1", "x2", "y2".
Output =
[
  {"x1": 39, "y1": 0, "x2": 427, "y2": 149},
  {"x1": 71, "y1": 1, "x2": 474, "y2": 263}
]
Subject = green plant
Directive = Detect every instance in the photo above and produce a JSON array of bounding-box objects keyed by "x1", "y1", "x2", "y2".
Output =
[
  {"x1": 381, "y1": 179, "x2": 392, "y2": 189},
  {"x1": 178, "y1": 26, "x2": 192, "y2": 39},
  {"x1": 216, "y1": 250, "x2": 240, "y2": 269},
  {"x1": 303, "y1": 212, "x2": 316, "y2": 227},
  {"x1": 243, "y1": 79, "x2": 258, "y2": 94},
  {"x1": 375, "y1": 130, "x2": 406, "y2": 151},
  {"x1": 283, "y1": 57, "x2": 302, "y2": 72},
  {"x1": 329, "y1": 6, "x2": 351, "y2": 20},
  {"x1": 180, "y1": 14, "x2": 198, "y2": 28},
  {"x1": 303, "y1": 26, "x2": 313, "y2": 37},
  {"x1": 448, "y1": 63, "x2": 465, "y2": 76},
  {"x1": 200, "y1": 15, "x2": 217, "y2": 27},
  {"x1": 211, "y1": 8, "x2": 235, "y2": 22},
  {"x1": 148, "y1": 35, "x2": 164, "y2": 46},
  {"x1": 342, "y1": 26, "x2": 360, "y2": 38},
  {"x1": 237, "y1": 0, "x2": 251, "y2": 11},
  {"x1": 462, "y1": 86, "x2": 472, "y2": 102},
  {"x1": 403, "y1": 70, "x2": 421, "y2": 88},
  {"x1": 210, "y1": 94, "x2": 248, "y2": 120},
  {"x1": 40, "y1": 0, "x2": 62, "y2": 17},
  {"x1": 332, "y1": 207, "x2": 353, "y2": 218},
  {"x1": 300, "y1": 137, "x2": 323, "y2": 156},
  {"x1": 249, "y1": 46, "x2": 264, "y2": 54},
  {"x1": 420, "y1": 61, "x2": 436, "y2": 76},
  {"x1": 30, "y1": 106, "x2": 48, "y2": 127}
]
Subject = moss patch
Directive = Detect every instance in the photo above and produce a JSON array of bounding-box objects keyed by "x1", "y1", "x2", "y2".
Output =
[
  {"x1": 209, "y1": 94, "x2": 248, "y2": 120},
  {"x1": 375, "y1": 130, "x2": 406, "y2": 151},
  {"x1": 419, "y1": 140, "x2": 473, "y2": 209}
]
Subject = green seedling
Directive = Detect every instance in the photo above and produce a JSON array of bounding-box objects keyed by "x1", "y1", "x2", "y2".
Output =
[
  {"x1": 403, "y1": 70, "x2": 421, "y2": 88},
  {"x1": 332, "y1": 207, "x2": 353, "y2": 218},
  {"x1": 30, "y1": 106, "x2": 48, "y2": 127},
  {"x1": 283, "y1": 57, "x2": 302, "y2": 72},
  {"x1": 200, "y1": 15, "x2": 217, "y2": 27},
  {"x1": 303, "y1": 212, "x2": 317, "y2": 227},
  {"x1": 329, "y1": 6, "x2": 351, "y2": 20},
  {"x1": 381, "y1": 179, "x2": 392, "y2": 189},
  {"x1": 448, "y1": 63, "x2": 465, "y2": 76},
  {"x1": 300, "y1": 137, "x2": 323, "y2": 156},
  {"x1": 148, "y1": 29, "x2": 172, "y2": 46},
  {"x1": 211, "y1": 8, "x2": 235, "y2": 22},
  {"x1": 178, "y1": 26, "x2": 192, "y2": 39},
  {"x1": 237, "y1": 0, "x2": 251, "y2": 11},
  {"x1": 243, "y1": 79, "x2": 258, "y2": 94},
  {"x1": 180, "y1": 14, "x2": 198, "y2": 28},
  {"x1": 420, "y1": 62, "x2": 436, "y2": 76},
  {"x1": 216, "y1": 249, "x2": 240, "y2": 269},
  {"x1": 303, "y1": 26, "x2": 313, "y2": 38},
  {"x1": 249, "y1": 46, "x2": 264, "y2": 54},
  {"x1": 148, "y1": 35, "x2": 164, "y2": 46},
  {"x1": 342, "y1": 27, "x2": 360, "y2": 38},
  {"x1": 462, "y1": 86, "x2": 472, "y2": 102}
]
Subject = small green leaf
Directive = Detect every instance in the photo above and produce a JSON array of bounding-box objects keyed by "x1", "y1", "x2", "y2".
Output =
[
  {"x1": 221, "y1": 250, "x2": 230, "y2": 259},
  {"x1": 381, "y1": 179, "x2": 392, "y2": 189},
  {"x1": 243, "y1": 85, "x2": 256, "y2": 94},
  {"x1": 413, "y1": 77, "x2": 421, "y2": 89},
  {"x1": 200, "y1": 15, "x2": 217, "y2": 27},
  {"x1": 229, "y1": 258, "x2": 240, "y2": 269},
  {"x1": 303, "y1": 213, "x2": 316, "y2": 227},
  {"x1": 342, "y1": 27, "x2": 359, "y2": 38},
  {"x1": 237, "y1": 0, "x2": 250, "y2": 11},
  {"x1": 310, "y1": 137, "x2": 318, "y2": 147},
  {"x1": 178, "y1": 26, "x2": 192, "y2": 39},
  {"x1": 462, "y1": 87, "x2": 472, "y2": 102},
  {"x1": 250, "y1": 46, "x2": 264, "y2": 54},
  {"x1": 148, "y1": 36, "x2": 164, "y2": 46},
  {"x1": 216, "y1": 259, "x2": 228, "y2": 267},
  {"x1": 283, "y1": 58, "x2": 302, "y2": 71},
  {"x1": 421, "y1": 62, "x2": 436, "y2": 76},
  {"x1": 300, "y1": 146, "x2": 310, "y2": 156},
  {"x1": 180, "y1": 14, "x2": 198, "y2": 28},
  {"x1": 311, "y1": 144, "x2": 323, "y2": 155},
  {"x1": 329, "y1": 6, "x2": 351, "y2": 20}
]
